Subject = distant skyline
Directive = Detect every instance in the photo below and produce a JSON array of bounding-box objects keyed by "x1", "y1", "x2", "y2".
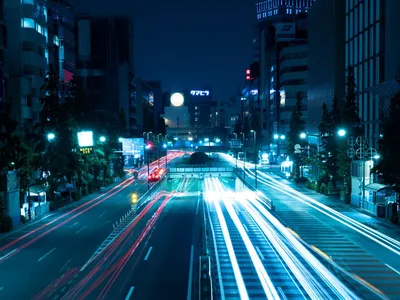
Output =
[{"x1": 72, "y1": 0, "x2": 255, "y2": 100}]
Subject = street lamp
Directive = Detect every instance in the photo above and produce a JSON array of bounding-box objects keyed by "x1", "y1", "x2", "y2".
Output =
[
  {"x1": 145, "y1": 143, "x2": 152, "y2": 190},
  {"x1": 299, "y1": 132, "x2": 307, "y2": 139},
  {"x1": 163, "y1": 143, "x2": 168, "y2": 169},
  {"x1": 273, "y1": 134, "x2": 279, "y2": 140},
  {"x1": 47, "y1": 133, "x2": 55, "y2": 141},
  {"x1": 99, "y1": 136, "x2": 106, "y2": 142},
  {"x1": 337, "y1": 129, "x2": 347, "y2": 137},
  {"x1": 280, "y1": 135, "x2": 286, "y2": 140},
  {"x1": 250, "y1": 130, "x2": 257, "y2": 189}
]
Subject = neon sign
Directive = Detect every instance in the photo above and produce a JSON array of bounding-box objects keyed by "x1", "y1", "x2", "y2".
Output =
[{"x1": 190, "y1": 90, "x2": 210, "y2": 96}]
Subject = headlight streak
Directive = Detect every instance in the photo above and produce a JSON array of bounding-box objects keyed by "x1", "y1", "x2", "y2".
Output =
[
  {"x1": 239, "y1": 198, "x2": 331, "y2": 300},
  {"x1": 205, "y1": 178, "x2": 249, "y2": 300},
  {"x1": 212, "y1": 178, "x2": 281, "y2": 300},
  {"x1": 253, "y1": 170, "x2": 400, "y2": 256},
  {"x1": 244, "y1": 192, "x2": 361, "y2": 299}
]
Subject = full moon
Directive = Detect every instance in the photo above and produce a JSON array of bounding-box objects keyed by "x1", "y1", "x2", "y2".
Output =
[{"x1": 170, "y1": 93, "x2": 184, "y2": 107}]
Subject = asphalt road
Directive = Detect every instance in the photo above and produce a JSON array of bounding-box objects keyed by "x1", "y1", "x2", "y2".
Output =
[
  {"x1": 90, "y1": 178, "x2": 202, "y2": 300},
  {"x1": 0, "y1": 155, "x2": 184, "y2": 300}
]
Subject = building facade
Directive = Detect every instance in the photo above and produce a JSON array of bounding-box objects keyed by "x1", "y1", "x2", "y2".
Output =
[
  {"x1": 47, "y1": 0, "x2": 75, "y2": 100},
  {"x1": 345, "y1": 0, "x2": 400, "y2": 148},
  {"x1": 257, "y1": 10, "x2": 309, "y2": 146},
  {"x1": 278, "y1": 44, "x2": 308, "y2": 134},
  {"x1": 308, "y1": 0, "x2": 345, "y2": 136},
  {"x1": 6, "y1": 0, "x2": 49, "y2": 125},
  {"x1": 75, "y1": 15, "x2": 119, "y2": 113},
  {"x1": 0, "y1": 0, "x2": 7, "y2": 112}
]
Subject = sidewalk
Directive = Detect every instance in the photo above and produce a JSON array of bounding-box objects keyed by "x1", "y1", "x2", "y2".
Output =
[
  {"x1": 0, "y1": 175, "x2": 130, "y2": 237},
  {"x1": 264, "y1": 171, "x2": 400, "y2": 240}
]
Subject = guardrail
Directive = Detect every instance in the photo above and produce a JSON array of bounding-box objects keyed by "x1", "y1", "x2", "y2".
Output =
[
  {"x1": 136, "y1": 176, "x2": 167, "y2": 209},
  {"x1": 234, "y1": 168, "x2": 274, "y2": 210},
  {"x1": 169, "y1": 167, "x2": 234, "y2": 173}
]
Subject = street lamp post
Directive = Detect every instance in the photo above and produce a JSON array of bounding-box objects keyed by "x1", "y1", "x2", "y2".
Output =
[
  {"x1": 163, "y1": 143, "x2": 168, "y2": 169},
  {"x1": 145, "y1": 144, "x2": 151, "y2": 190},
  {"x1": 251, "y1": 130, "x2": 257, "y2": 189}
]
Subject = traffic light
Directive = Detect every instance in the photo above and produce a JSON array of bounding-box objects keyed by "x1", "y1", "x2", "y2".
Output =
[
  {"x1": 245, "y1": 69, "x2": 251, "y2": 81},
  {"x1": 145, "y1": 142, "x2": 152, "y2": 150}
]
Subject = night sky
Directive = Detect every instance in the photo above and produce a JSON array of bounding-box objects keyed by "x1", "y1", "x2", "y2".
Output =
[{"x1": 72, "y1": 0, "x2": 255, "y2": 100}]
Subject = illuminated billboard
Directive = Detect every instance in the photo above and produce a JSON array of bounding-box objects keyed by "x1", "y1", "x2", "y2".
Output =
[
  {"x1": 77, "y1": 131, "x2": 93, "y2": 147},
  {"x1": 170, "y1": 93, "x2": 184, "y2": 107},
  {"x1": 121, "y1": 138, "x2": 145, "y2": 157},
  {"x1": 190, "y1": 90, "x2": 210, "y2": 96}
]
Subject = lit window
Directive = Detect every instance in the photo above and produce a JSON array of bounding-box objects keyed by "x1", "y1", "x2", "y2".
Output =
[
  {"x1": 21, "y1": 0, "x2": 34, "y2": 4},
  {"x1": 21, "y1": 18, "x2": 35, "y2": 29},
  {"x1": 36, "y1": 23, "x2": 42, "y2": 34},
  {"x1": 44, "y1": 48, "x2": 49, "y2": 64},
  {"x1": 53, "y1": 36, "x2": 59, "y2": 46},
  {"x1": 195, "y1": 118, "x2": 198, "y2": 121}
]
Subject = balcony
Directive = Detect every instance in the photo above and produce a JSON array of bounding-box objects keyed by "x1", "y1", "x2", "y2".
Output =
[
  {"x1": 22, "y1": 51, "x2": 46, "y2": 69},
  {"x1": 21, "y1": 28, "x2": 46, "y2": 45}
]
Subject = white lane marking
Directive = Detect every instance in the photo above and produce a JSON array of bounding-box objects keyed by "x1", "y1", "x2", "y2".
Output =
[
  {"x1": 70, "y1": 222, "x2": 79, "y2": 227},
  {"x1": 0, "y1": 249, "x2": 18, "y2": 262},
  {"x1": 255, "y1": 246, "x2": 265, "y2": 260},
  {"x1": 60, "y1": 259, "x2": 71, "y2": 273},
  {"x1": 243, "y1": 224, "x2": 249, "y2": 232},
  {"x1": 277, "y1": 287, "x2": 288, "y2": 300},
  {"x1": 125, "y1": 286, "x2": 135, "y2": 300},
  {"x1": 144, "y1": 246, "x2": 153, "y2": 261},
  {"x1": 41, "y1": 214, "x2": 54, "y2": 220},
  {"x1": 37, "y1": 248, "x2": 56, "y2": 262},
  {"x1": 186, "y1": 245, "x2": 194, "y2": 300},
  {"x1": 385, "y1": 264, "x2": 400, "y2": 275},
  {"x1": 98, "y1": 211, "x2": 107, "y2": 218},
  {"x1": 76, "y1": 225, "x2": 87, "y2": 234},
  {"x1": 196, "y1": 197, "x2": 200, "y2": 215}
]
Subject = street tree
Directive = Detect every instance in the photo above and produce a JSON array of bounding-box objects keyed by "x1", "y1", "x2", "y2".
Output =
[{"x1": 373, "y1": 93, "x2": 400, "y2": 190}]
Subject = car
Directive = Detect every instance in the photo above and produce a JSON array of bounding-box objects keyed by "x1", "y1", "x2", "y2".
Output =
[{"x1": 148, "y1": 173, "x2": 160, "y2": 182}]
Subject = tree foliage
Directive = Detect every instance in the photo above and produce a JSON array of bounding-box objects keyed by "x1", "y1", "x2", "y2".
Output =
[{"x1": 373, "y1": 93, "x2": 400, "y2": 190}]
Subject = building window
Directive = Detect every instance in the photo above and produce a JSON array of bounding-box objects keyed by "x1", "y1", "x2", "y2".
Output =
[
  {"x1": 53, "y1": 35, "x2": 59, "y2": 46},
  {"x1": 21, "y1": 0, "x2": 34, "y2": 4},
  {"x1": 45, "y1": 48, "x2": 49, "y2": 64},
  {"x1": 195, "y1": 106, "x2": 198, "y2": 110},
  {"x1": 21, "y1": 18, "x2": 35, "y2": 29}
]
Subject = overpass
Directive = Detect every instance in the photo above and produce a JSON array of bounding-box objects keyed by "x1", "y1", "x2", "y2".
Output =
[{"x1": 168, "y1": 167, "x2": 234, "y2": 178}]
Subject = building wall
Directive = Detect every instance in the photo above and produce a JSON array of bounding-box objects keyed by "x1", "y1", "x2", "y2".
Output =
[
  {"x1": 345, "y1": 0, "x2": 400, "y2": 148},
  {"x1": 0, "y1": 0, "x2": 7, "y2": 112},
  {"x1": 308, "y1": 0, "x2": 345, "y2": 135},
  {"x1": 6, "y1": 0, "x2": 48, "y2": 125},
  {"x1": 75, "y1": 16, "x2": 119, "y2": 114},
  {"x1": 47, "y1": 0, "x2": 75, "y2": 100},
  {"x1": 278, "y1": 44, "x2": 308, "y2": 134},
  {"x1": 164, "y1": 106, "x2": 189, "y2": 128}
]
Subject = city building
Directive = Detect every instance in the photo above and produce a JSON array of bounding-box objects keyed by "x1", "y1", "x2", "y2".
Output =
[
  {"x1": 75, "y1": 15, "x2": 119, "y2": 114},
  {"x1": 5, "y1": 0, "x2": 49, "y2": 125},
  {"x1": 146, "y1": 80, "x2": 162, "y2": 131},
  {"x1": 278, "y1": 44, "x2": 308, "y2": 134},
  {"x1": 135, "y1": 77, "x2": 155, "y2": 135},
  {"x1": 308, "y1": 0, "x2": 345, "y2": 136},
  {"x1": 118, "y1": 63, "x2": 138, "y2": 135},
  {"x1": 0, "y1": 0, "x2": 7, "y2": 112},
  {"x1": 185, "y1": 88, "x2": 216, "y2": 138},
  {"x1": 162, "y1": 92, "x2": 191, "y2": 142},
  {"x1": 256, "y1": 4, "x2": 310, "y2": 148},
  {"x1": 345, "y1": 0, "x2": 400, "y2": 148},
  {"x1": 47, "y1": 0, "x2": 75, "y2": 101},
  {"x1": 210, "y1": 97, "x2": 241, "y2": 138}
]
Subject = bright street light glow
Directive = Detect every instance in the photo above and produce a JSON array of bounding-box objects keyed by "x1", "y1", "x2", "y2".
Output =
[
  {"x1": 273, "y1": 134, "x2": 279, "y2": 140},
  {"x1": 163, "y1": 144, "x2": 167, "y2": 148},
  {"x1": 204, "y1": 138, "x2": 209, "y2": 142},
  {"x1": 99, "y1": 136, "x2": 106, "y2": 142},
  {"x1": 280, "y1": 135, "x2": 286, "y2": 140},
  {"x1": 374, "y1": 154, "x2": 380, "y2": 159},
  {"x1": 47, "y1": 133, "x2": 55, "y2": 140},
  {"x1": 215, "y1": 138, "x2": 221, "y2": 143},
  {"x1": 118, "y1": 137, "x2": 123, "y2": 142},
  {"x1": 337, "y1": 129, "x2": 346, "y2": 137},
  {"x1": 300, "y1": 132, "x2": 307, "y2": 139}
]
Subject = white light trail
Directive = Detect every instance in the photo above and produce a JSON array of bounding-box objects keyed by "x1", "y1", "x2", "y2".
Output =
[
  {"x1": 205, "y1": 179, "x2": 249, "y2": 300},
  {"x1": 212, "y1": 178, "x2": 280, "y2": 300}
]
